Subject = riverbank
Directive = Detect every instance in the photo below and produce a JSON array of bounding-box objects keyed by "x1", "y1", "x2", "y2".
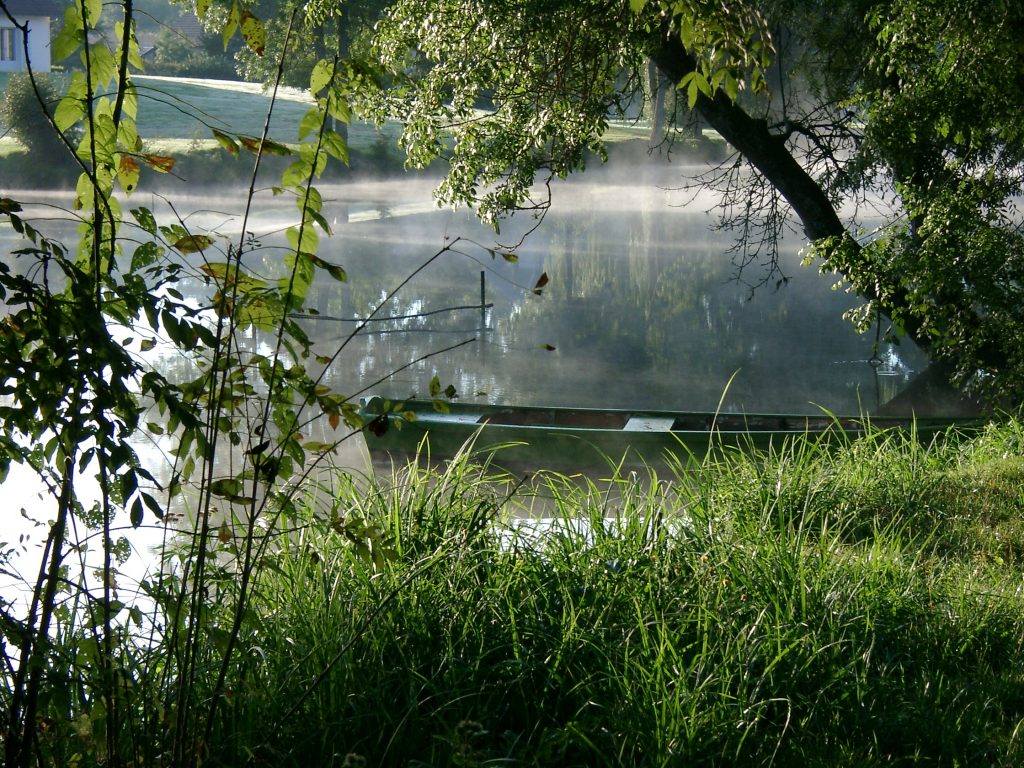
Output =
[{"x1": 24, "y1": 417, "x2": 1024, "y2": 766}]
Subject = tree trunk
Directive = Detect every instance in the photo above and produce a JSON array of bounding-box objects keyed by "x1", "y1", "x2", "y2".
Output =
[
  {"x1": 649, "y1": 33, "x2": 935, "y2": 361},
  {"x1": 647, "y1": 58, "x2": 666, "y2": 147}
]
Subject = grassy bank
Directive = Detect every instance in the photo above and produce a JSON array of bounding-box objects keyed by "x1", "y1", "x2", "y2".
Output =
[
  {"x1": 0, "y1": 74, "x2": 656, "y2": 190},
  {"x1": 27, "y1": 419, "x2": 1024, "y2": 767},
  {"x1": 0, "y1": 74, "x2": 414, "y2": 188}
]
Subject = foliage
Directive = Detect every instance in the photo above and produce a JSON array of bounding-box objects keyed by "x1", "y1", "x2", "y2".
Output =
[
  {"x1": 0, "y1": 0, "x2": 364, "y2": 765},
  {"x1": 1, "y1": 1, "x2": 1021, "y2": 766},
  {"x1": 20, "y1": 422, "x2": 1022, "y2": 767},
  {"x1": 810, "y1": 0, "x2": 1024, "y2": 400},
  {"x1": 351, "y1": 0, "x2": 771, "y2": 226},
  {"x1": 166, "y1": 0, "x2": 388, "y2": 87},
  {"x1": 0, "y1": 73, "x2": 72, "y2": 157},
  {"x1": 147, "y1": 24, "x2": 239, "y2": 79},
  {"x1": 331, "y1": 0, "x2": 1024, "y2": 401}
]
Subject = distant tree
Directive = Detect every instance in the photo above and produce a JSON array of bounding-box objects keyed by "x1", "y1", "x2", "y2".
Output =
[
  {"x1": 134, "y1": 0, "x2": 192, "y2": 29},
  {"x1": 168, "y1": 0, "x2": 388, "y2": 88},
  {"x1": 0, "y1": 72, "x2": 67, "y2": 155},
  {"x1": 148, "y1": 22, "x2": 239, "y2": 78}
]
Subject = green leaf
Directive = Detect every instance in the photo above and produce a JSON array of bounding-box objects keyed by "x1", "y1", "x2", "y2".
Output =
[
  {"x1": 223, "y1": 1, "x2": 240, "y2": 51},
  {"x1": 296, "y1": 185, "x2": 323, "y2": 214},
  {"x1": 429, "y1": 374, "x2": 441, "y2": 397},
  {"x1": 82, "y1": 0, "x2": 102, "y2": 27},
  {"x1": 118, "y1": 117, "x2": 141, "y2": 153},
  {"x1": 83, "y1": 43, "x2": 116, "y2": 90},
  {"x1": 286, "y1": 225, "x2": 318, "y2": 257},
  {"x1": 140, "y1": 492, "x2": 164, "y2": 520},
  {"x1": 310, "y1": 59, "x2": 334, "y2": 97},
  {"x1": 54, "y1": 94, "x2": 85, "y2": 133},
  {"x1": 172, "y1": 234, "x2": 215, "y2": 254},
  {"x1": 322, "y1": 130, "x2": 349, "y2": 164},
  {"x1": 130, "y1": 497, "x2": 144, "y2": 528},
  {"x1": 210, "y1": 477, "x2": 243, "y2": 498},
  {"x1": 52, "y1": 8, "x2": 85, "y2": 62},
  {"x1": 282, "y1": 159, "x2": 313, "y2": 188},
  {"x1": 130, "y1": 206, "x2": 157, "y2": 234},
  {"x1": 299, "y1": 108, "x2": 325, "y2": 141},
  {"x1": 314, "y1": 257, "x2": 346, "y2": 283},
  {"x1": 326, "y1": 91, "x2": 350, "y2": 124},
  {"x1": 246, "y1": 439, "x2": 271, "y2": 456}
]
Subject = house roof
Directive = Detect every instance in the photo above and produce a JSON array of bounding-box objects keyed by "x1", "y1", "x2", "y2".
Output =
[{"x1": 4, "y1": 1, "x2": 62, "y2": 17}]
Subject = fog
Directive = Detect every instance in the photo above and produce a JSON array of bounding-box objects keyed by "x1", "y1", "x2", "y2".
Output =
[{"x1": 2, "y1": 158, "x2": 926, "y2": 420}]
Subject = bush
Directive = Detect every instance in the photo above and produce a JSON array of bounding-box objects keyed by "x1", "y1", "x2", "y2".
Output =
[
  {"x1": 0, "y1": 72, "x2": 69, "y2": 156},
  {"x1": 148, "y1": 26, "x2": 239, "y2": 79}
]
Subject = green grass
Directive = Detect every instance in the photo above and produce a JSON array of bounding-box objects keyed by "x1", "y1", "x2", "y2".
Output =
[
  {"x1": 129, "y1": 76, "x2": 399, "y2": 150},
  {"x1": 0, "y1": 73, "x2": 639, "y2": 158},
  {"x1": 41, "y1": 419, "x2": 1018, "y2": 767},
  {"x1": 1, "y1": 74, "x2": 403, "y2": 166}
]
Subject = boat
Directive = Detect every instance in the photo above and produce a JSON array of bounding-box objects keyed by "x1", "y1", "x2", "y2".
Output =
[{"x1": 358, "y1": 396, "x2": 977, "y2": 470}]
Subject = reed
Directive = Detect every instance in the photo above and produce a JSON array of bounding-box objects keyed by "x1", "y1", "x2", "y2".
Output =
[{"x1": 162, "y1": 418, "x2": 1024, "y2": 766}]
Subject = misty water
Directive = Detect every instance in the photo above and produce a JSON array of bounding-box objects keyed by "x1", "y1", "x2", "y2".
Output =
[
  {"x1": 301, "y1": 175, "x2": 922, "y2": 416},
  {"x1": 2, "y1": 170, "x2": 926, "y2": 427},
  {"x1": 0, "y1": 166, "x2": 931, "y2": 608}
]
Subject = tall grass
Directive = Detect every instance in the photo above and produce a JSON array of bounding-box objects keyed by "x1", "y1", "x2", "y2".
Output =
[{"x1": 99, "y1": 418, "x2": 1023, "y2": 767}]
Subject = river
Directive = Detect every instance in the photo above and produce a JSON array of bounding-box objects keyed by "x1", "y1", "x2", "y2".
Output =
[{"x1": 0, "y1": 168, "x2": 927, "y2": 605}]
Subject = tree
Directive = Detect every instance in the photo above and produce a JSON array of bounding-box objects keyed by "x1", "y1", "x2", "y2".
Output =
[
  {"x1": 0, "y1": 1, "x2": 376, "y2": 765},
  {"x1": 343, "y1": 0, "x2": 1024, "y2": 402}
]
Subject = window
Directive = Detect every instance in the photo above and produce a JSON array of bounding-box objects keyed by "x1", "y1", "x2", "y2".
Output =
[{"x1": 0, "y1": 27, "x2": 17, "y2": 62}]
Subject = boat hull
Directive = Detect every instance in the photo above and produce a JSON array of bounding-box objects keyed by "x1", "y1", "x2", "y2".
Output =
[{"x1": 358, "y1": 397, "x2": 973, "y2": 470}]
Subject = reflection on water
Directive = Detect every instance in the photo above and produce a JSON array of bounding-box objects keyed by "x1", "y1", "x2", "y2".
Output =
[
  {"x1": 296, "y1": 177, "x2": 925, "y2": 416},
  {"x1": 1, "y1": 175, "x2": 926, "y2": 419}
]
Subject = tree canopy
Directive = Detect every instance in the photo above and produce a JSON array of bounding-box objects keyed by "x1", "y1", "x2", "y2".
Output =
[
  {"x1": 340, "y1": 0, "x2": 1024, "y2": 402},
  {"x1": 155, "y1": 0, "x2": 1024, "y2": 400}
]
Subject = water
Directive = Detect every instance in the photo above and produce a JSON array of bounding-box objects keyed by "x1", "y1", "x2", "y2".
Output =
[
  {"x1": 0, "y1": 170, "x2": 927, "y2": 607},
  {"x1": 296, "y1": 175, "x2": 923, "y2": 415},
  {"x1": 2, "y1": 173, "x2": 925, "y2": 420}
]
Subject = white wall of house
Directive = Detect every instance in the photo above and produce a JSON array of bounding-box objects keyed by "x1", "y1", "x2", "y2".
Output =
[{"x1": 0, "y1": 14, "x2": 53, "y2": 73}]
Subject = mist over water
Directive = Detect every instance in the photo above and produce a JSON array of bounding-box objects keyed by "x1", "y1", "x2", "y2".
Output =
[
  {"x1": 1, "y1": 165, "x2": 926, "y2": 418},
  {"x1": 296, "y1": 169, "x2": 924, "y2": 416}
]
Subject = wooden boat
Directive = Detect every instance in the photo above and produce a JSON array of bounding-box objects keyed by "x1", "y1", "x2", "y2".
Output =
[{"x1": 358, "y1": 396, "x2": 977, "y2": 469}]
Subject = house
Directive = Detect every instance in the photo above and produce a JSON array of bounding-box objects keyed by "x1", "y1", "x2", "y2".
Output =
[{"x1": 1, "y1": 0, "x2": 61, "y2": 73}]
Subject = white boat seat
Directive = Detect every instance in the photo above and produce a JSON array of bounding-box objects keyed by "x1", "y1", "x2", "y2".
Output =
[{"x1": 623, "y1": 416, "x2": 676, "y2": 432}]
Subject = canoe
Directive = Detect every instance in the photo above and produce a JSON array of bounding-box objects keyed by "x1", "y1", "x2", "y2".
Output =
[{"x1": 358, "y1": 396, "x2": 977, "y2": 469}]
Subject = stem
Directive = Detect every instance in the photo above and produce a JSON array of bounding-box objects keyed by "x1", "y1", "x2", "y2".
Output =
[
  {"x1": 198, "y1": 9, "x2": 301, "y2": 752},
  {"x1": 8, "y1": 448, "x2": 77, "y2": 768}
]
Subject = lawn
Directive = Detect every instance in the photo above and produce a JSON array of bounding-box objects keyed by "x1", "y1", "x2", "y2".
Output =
[
  {"x1": 2, "y1": 72, "x2": 648, "y2": 153},
  {"x1": 1, "y1": 72, "x2": 400, "y2": 153}
]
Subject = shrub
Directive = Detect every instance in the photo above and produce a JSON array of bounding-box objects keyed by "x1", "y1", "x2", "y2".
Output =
[{"x1": 0, "y1": 72, "x2": 69, "y2": 156}]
